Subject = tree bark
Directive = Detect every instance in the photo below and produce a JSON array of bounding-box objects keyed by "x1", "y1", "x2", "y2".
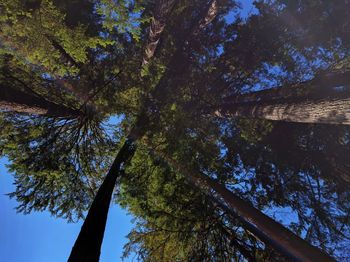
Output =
[
  {"x1": 191, "y1": 174, "x2": 334, "y2": 261},
  {"x1": 215, "y1": 71, "x2": 350, "y2": 125},
  {"x1": 192, "y1": 0, "x2": 218, "y2": 35},
  {"x1": 217, "y1": 96, "x2": 350, "y2": 125},
  {"x1": 0, "y1": 85, "x2": 81, "y2": 117},
  {"x1": 68, "y1": 2, "x2": 221, "y2": 260},
  {"x1": 142, "y1": 0, "x2": 177, "y2": 66},
  {"x1": 149, "y1": 148, "x2": 334, "y2": 262}
]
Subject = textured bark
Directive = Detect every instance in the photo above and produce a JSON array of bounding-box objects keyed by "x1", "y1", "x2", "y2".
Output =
[
  {"x1": 216, "y1": 71, "x2": 350, "y2": 125},
  {"x1": 0, "y1": 85, "x2": 81, "y2": 117},
  {"x1": 142, "y1": 0, "x2": 177, "y2": 66},
  {"x1": 217, "y1": 96, "x2": 350, "y2": 125},
  {"x1": 141, "y1": 0, "x2": 218, "y2": 66},
  {"x1": 150, "y1": 149, "x2": 334, "y2": 261},
  {"x1": 192, "y1": 0, "x2": 218, "y2": 35}
]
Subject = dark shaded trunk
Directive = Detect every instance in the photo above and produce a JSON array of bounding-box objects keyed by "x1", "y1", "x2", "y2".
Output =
[
  {"x1": 142, "y1": 0, "x2": 178, "y2": 66},
  {"x1": 217, "y1": 96, "x2": 350, "y2": 125},
  {"x1": 68, "y1": 138, "x2": 136, "y2": 262},
  {"x1": 152, "y1": 0, "x2": 219, "y2": 101},
  {"x1": 190, "y1": 173, "x2": 334, "y2": 262},
  {"x1": 0, "y1": 85, "x2": 81, "y2": 117},
  {"x1": 68, "y1": 2, "x2": 220, "y2": 260},
  {"x1": 151, "y1": 149, "x2": 334, "y2": 261}
]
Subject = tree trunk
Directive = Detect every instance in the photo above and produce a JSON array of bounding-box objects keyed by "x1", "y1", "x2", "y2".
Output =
[
  {"x1": 68, "y1": 124, "x2": 145, "y2": 262},
  {"x1": 217, "y1": 96, "x2": 350, "y2": 125},
  {"x1": 215, "y1": 71, "x2": 350, "y2": 125},
  {"x1": 0, "y1": 85, "x2": 81, "y2": 117},
  {"x1": 68, "y1": 2, "x2": 221, "y2": 259},
  {"x1": 191, "y1": 173, "x2": 334, "y2": 261},
  {"x1": 142, "y1": 0, "x2": 177, "y2": 66},
  {"x1": 192, "y1": 0, "x2": 218, "y2": 35},
  {"x1": 150, "y1": 148, "x2": 334, "y2": 261},
  {"x1": 68, "y1": 139, "x2": 135, "y2": 262}
]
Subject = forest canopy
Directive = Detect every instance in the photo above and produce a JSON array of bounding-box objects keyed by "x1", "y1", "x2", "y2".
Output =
[{"x1": 1, "y1": 0, "x2": 350, "y2": 261}]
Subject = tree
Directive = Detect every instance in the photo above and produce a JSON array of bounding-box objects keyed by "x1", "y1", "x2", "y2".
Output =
[
  {"x1": 142, "y1": 136, "x2": 334, "y2": 261},
  {"x1": 68, "y1": 1, "x2": 224, "y2": 260},
  {"x1": 2, "y1": 0, "x2": 350, "y2": 261},
  {"x1": 68, "y1": 129, "x2": 141, "y2": 261},
  {"x1": 119, "y1": 146, "x2": 274, "y2": 261}
]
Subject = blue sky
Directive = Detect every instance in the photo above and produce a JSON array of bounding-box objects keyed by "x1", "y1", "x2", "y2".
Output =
[{"x1": 0, "y1": 157, "x2": 133, "y2": 262}]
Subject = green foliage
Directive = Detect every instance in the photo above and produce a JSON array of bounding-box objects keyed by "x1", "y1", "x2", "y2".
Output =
[
  {"x1": 96, "y1": 0, "x2": 151, "y2": 42},
  {"x1": 119, "y1": 146, "x2": 263, "y2": 261},
  {"x1": 237, "y1": 118, "x2": 273, "y2": 144},
  {"x1": 0, "y1": 114, "x2": 116, "y2": 221},
  {"x1": 0, "y1": 0, "x2": 112, "y2": 75},
  {"x1": 1, "y1": 0, "x2": 350, "y2": 260}
]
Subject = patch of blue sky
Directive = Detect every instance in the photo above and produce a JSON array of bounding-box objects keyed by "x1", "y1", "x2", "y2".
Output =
[
  {"x1": 224, "y1": 0, "x2": 259, "y2": 24},
  {"x1": 263, "y1": 206, "x2": 299, "y2": 228},
  {"x1": 102, "y1": 114, "x2": 126, "y2": 148},
  {"x1": 0, "y1": 155, "x2": 134, "y2": 262}
]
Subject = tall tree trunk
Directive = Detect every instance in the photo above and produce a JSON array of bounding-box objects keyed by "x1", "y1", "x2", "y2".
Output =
[
  {"x1": 68, "y1": 2, "x2": 220, "y2": 260},
  {"x1": 149, "y1": 148, "x2": 334, "y2": 261},
  {"x1": 68, "y1": 124, "x2": 145, "y2": 262},
  {"x1": 191, "y1": 174, "x2": 334, "y2": 261},
  {"x1": 142, "y1": 0, "x2": 178, "y2": 66},
  {"x1": 68, "y1": 139, "x2": 135, "y2": 262},
  {"x1": 217, "y1": 96, "x2": 350, "y2": 125},
  {"x1": 0, "y1": 85, "x2": 81, "y2": 117},
  {"x1": 216, "y1": 71, "x2": 350, "y2": 125}
]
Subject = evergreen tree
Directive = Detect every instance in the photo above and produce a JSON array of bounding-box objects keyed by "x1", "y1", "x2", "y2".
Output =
[{"x1": 1, "y1": 0, "x2": 350, "y2": 261}]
